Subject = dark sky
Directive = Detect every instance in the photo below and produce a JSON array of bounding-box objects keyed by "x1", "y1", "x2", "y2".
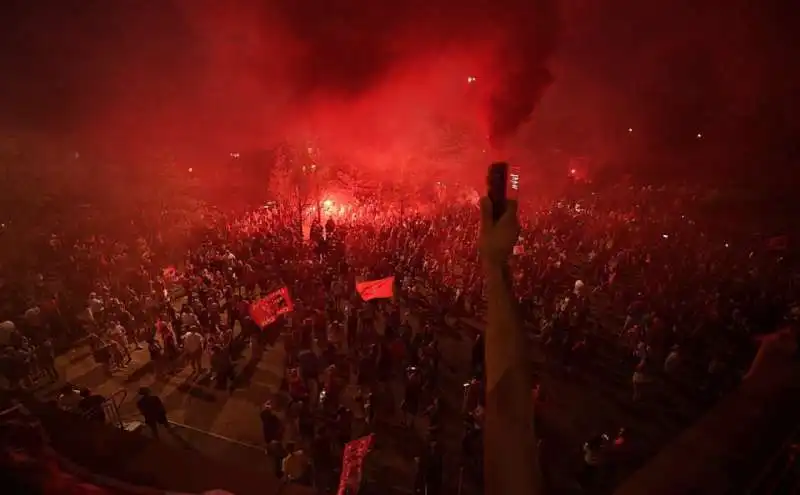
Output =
[{"x1": 0, "y1": 0, "x2": 797, "y2": 182}]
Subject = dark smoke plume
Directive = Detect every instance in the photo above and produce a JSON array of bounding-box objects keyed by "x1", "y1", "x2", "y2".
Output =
[
  {"x1": 487, "y1": 0, "x2": 559, "y2": 147},
  {"x1": 269, "y1": 0, "x2": 560, "y2": 144}
]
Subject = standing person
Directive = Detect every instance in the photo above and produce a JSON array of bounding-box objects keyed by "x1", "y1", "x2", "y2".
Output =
[
  {"x1": 259, "y1": 401, "x2": 282, "y2": 445},
  {"x1": 35, "y1": 338, "x2": 58, "y2": 382},
  {"x1": 479, "y1": 196, "x2": 541, "y2": 494},
  {"x1": 109, "y1": 320, "x2": 132, "y2": 363},
  {"x1": 419, "y1": 438, "x2": 444, "y2": 495},
  {"x1": 183, "y1": 326, "x2": 204, "y2": 374},
  {"x1": 210, "y1": 345, "x2": 232, "y2": 389},
  {"x1": 136, "y1": 387, "x2": 170, "y2": 438},
  {"x1": 147, "y1": 338, "x2": 164, "y2": 378}
]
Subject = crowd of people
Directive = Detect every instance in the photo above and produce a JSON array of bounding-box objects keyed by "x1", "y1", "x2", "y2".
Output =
[{"x1": 0, "y1": 179, "x2": 796, "y2": 493}]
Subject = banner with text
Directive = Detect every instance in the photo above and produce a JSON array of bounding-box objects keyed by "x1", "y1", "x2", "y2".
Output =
[
  {"x1": 337, "y1": 434, "x2": 375, "y2": 495},
  {"x1": 249, "y1": 287, "x2": 294, "y2": 328}
]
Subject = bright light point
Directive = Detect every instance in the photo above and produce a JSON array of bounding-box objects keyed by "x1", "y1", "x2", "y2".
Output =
[
  {"x1": 188, "y1": 167, "x2": 193, "y2": 173},
  {"x1": 230, "y1": 152, "x2": 240, "y2": 158},
  {"x1": 628, "y1": 128, "x2": 633, "y2": 133},
  {"x1": 696, "y1": 133, "x2": 702, "y2": 139},
  {"x1": 467, "y1": 76, "x2": 477, "y2": 84},
  {"x1": 662, "y1": 234, "x2": 669, "y2": 239},
  {"x1": 570, "y1": 168, "x2": 577, "y2": 175},
  {"x1": 323, "y1": 199, "x2": 334, "y2": 208}
]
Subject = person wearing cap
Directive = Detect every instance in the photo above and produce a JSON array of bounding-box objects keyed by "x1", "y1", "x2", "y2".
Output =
[{"x1": 137, "y1": 387, "x2": 170, "y2": 438}]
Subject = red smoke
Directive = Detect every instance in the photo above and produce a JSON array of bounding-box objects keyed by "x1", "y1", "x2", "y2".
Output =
[{"x1": 179, "y1": 0, "x2": 560, "y2": 180}]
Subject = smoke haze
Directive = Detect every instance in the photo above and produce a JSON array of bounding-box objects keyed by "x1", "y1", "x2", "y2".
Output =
[{"x1": 0, "y1": 0, "x2": 797, "y2": 185}]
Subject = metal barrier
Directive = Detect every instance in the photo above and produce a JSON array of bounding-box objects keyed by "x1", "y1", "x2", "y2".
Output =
[
  {"x1": 103, "y1": 388, "x2": 128, "y2": 429},
  {"x1": 77, "y1": 388, "x2": 128, "y2": 429}
]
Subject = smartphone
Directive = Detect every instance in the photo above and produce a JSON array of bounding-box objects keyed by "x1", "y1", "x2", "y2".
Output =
[
  {"x1": 488, "y1": 162, "x2": 520, "y2": 222},
  {"x1": 487, "y1": 162, "x2": 508, "y2": 223}
]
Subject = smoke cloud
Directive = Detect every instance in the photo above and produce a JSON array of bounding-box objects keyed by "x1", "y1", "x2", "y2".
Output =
[
  {"x1": 276, "y1": 1, "x2": 559, "y2": 148},
  {"x1": 181, "y1": 0, "x2": 560, "y2": 167}
]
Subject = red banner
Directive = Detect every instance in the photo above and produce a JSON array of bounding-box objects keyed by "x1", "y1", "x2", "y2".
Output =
[
  {"x1": 337, "y1": 434, "x2": 375, "y2": 495},
  {"x1": 356, "y1": 277, "x2": 394, "y2": 301},
  {"x1": 249, "y1": 287, "x2": 294, "y2": 328}
]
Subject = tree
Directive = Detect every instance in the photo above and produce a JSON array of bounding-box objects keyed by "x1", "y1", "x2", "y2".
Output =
[
  {"x1": 268, "y1": 142, "x2": 315, "y2": 226},
  {"x1": 335, "y1": 165, "x2": 379, "y2": 202}
]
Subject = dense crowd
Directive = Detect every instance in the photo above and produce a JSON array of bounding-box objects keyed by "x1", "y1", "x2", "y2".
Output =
[{"x1": 0, "y1": 181, "x2": 796, "y2": 493}]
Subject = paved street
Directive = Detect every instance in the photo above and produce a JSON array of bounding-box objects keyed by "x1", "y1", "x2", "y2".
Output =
[{"x1": 40, "y1": 305, "x2": 709, "y2": 494}]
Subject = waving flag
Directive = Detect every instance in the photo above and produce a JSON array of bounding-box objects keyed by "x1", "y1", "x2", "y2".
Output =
[
  {"x1": 356, "y1": 277, "x2": 395, "y2": 301},
  {"x1": 338, "y1": 434, "x2": 375, "y2": 495},
  {"x1": 249, "y1": 287, "x2": 294, "y2": 328}
]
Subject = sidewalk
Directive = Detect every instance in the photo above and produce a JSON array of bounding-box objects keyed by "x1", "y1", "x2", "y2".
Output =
[
  {"x1": 161, "y1": 420, "x2": 274, "y2": 477},
  {"x1": 25, "y1": 397, "x2": 312, "y2": 495}
]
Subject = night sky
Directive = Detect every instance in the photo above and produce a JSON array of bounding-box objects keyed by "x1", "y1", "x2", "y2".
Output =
[{"x1": 0, "y1": 0, "x2": 797, "y2": 184}]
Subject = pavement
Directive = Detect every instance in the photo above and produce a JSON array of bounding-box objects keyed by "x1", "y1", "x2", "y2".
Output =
[{"x1": 39, "y1": 304, "x2": 711, "y2": 495}]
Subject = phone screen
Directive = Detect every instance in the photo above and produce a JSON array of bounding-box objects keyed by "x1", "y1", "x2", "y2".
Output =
[{"x1": 508, "y1": 166, "x2": 520, "y2": 201}]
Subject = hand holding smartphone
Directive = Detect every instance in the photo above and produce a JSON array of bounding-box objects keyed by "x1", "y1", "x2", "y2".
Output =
[{"x1": 487, "y1": 162, "x2": 520, "y2": 223}]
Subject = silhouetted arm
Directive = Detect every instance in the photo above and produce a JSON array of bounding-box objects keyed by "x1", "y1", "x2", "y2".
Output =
[{"x1": 480, "y1": 198, "x2": 541, "y2": 495}]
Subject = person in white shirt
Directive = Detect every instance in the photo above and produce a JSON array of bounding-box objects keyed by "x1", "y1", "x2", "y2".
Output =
[
  {"x1": 183, "y1": 328, "x2": 204, "y2": 373},
  {"x1": 109, "y1": 321, "x2": 131, "y2": 362}
]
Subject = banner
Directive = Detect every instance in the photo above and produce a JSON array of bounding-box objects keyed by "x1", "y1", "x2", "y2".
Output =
[
  {"x1": 249, "y1": 287, "x2": 294, "y2": 328},
  {"x1": 356, "y1": 277, "x2": 395, "y2": 301},
  {"x1": 337, "y1": 434, "x2": 375, "y2": 495}
]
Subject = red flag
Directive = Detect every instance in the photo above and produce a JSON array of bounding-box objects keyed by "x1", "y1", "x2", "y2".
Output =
[
  {"x1": 356, "y1": 277, "x2": 395, "y2": 301},
  {"x1": 249, "y1": 287, "x2": 294, "y2": 328},
  {"x1": 767, "y1": 235, "x2": 789, "y2": 251},
  {"x1": 338, "y1": 434, "x2": 375, "y2": 495}
]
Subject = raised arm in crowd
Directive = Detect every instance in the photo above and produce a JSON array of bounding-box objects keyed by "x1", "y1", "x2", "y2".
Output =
[{"x1": 480, "y1": 197, "x2": 542, "y2": 495}]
